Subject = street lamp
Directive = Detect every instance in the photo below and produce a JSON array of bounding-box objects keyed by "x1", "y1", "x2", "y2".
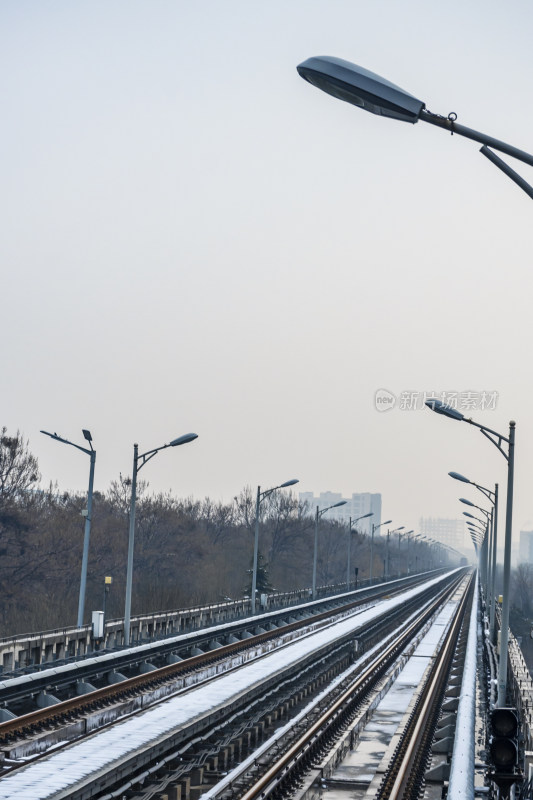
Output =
[
  {"x1": 124, "y1": 432, "x2": 198, "y2": 647},
  {"x1": 467, "y1": 525, "x2": 484, "y2": 543},
  {"x1": 251, "y1": 478, "x2": 299, "y2": 614},
  {"x1": 466, "y1": 518, "x2": 486, "y2": 533},
  {"x1": 313, "y1": 501, "x2": 347, "y2": 600},
  {"x1": 450, "y1": 471, "x2": 499, "y2": 639},
  {"x1": 412, "y1": 534, "x2": 426, "y2": 572},
  {"x1": 426, "y1": 399, "x2": 515, "y2": 706},
  {"x1": 386, "y1": 526, "x2": 404, "y2": 580},
  {"x1": 420, "y1": 536, "x2": 437, "y2": 569},
  {"x1": 468, "y1": 533, "x2": 482, "y2": 553},
  {"x1": 462, "y1": 509, "x2": 489, "y2": 527},
  {"x1": 347, "y1": 512, "x2": 373, "y2": 591},
  {"x1": 400, "y1": 530, "x2": 414, "y2": 575},
  {"x1": 398, "y1": 529, "x2": 413, "y2": 548},
  {"x1": 297, "y1": 56, "x2": 533, "y2": 199},
  {"x1": 414, "y1": 535, "x2": 427, "y2": 571},
  {"x1": 461, "y1": 502, "x2": 491, "y2": 598},
  {"x1": 463, "y1": 511, "x2": 489, "y2": 582},
  {"x1": 41, "y1": 428, "x2": 96, "y2": 627},
  {"x1": 370, "y1": 519, "x2": 392, "y2": 583},
  {"x1": 405, "y1": 531, "x2": 417, "y2": 574}
]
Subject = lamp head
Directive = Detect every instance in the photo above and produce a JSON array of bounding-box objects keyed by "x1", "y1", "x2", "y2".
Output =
[
  {"x1": 170, "y1": 433, "x2": 198, "y2": 447},
  {"x1": 425, "y1": 398, "x2": 464, "y2": 421},
  {"x1": 360, "y1": 512, "x2": 373, "y2": 519},
  {"x1": 280, "y1": 479, "x2": 299, "y2": 488},
  {"x1": 82, "y1": 429, "x2": 92, "y2": 442},
  {"x1": 332, "y1": 500, "x2": 347, "y2": 509},
  {"x1": 383, "y1": 519, "x2": 393, "y2": 525},
  {"x1": 459, "y1": 498, "x2": 475, "y2": 507},
  {"x1": 449, "y1": 471, "x2": 471, "y2": 483},
  {"x1": 297, "y1": 56, "x2": 425, "y2": 123}
]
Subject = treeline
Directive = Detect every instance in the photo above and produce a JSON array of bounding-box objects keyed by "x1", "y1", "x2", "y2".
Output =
[{"x1": 0, "y1": 428, "x2": 437, "y2": 636}]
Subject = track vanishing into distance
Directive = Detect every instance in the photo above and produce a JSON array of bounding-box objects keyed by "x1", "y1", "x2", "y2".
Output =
[
  {"x1": 0, "y1": 569, "x2": 471, "y2": 800},
  {"x1": 201, "y1": 571, "x2": 472, "y2": 800},
  {"x1": 0, "y1": 575, "x2": 428, "y2": 712}
]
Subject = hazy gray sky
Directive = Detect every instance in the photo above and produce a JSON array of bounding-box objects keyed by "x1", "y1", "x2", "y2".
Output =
[{"x1": 3, "y1": 1, "x2": 533, "y2": 541}]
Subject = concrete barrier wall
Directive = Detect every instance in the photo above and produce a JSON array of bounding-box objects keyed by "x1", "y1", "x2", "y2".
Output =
[{"x1": 0, "y1": 585, "x2": 326, "y2": 673}]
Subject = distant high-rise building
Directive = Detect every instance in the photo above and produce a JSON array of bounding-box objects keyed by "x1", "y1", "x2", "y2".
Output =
[
  {"x1": 299, "y1": 491, "x2": 381, "y2": 535},
  {"x1": 419, "y1": 517, "x2": 466, "y2": 550},
  {"x1": 519, "y1": 530, "x2": 533, "y2": 564}
]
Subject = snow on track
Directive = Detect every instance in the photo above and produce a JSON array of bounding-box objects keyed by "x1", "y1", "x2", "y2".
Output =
[{"x1": 0, "y1": 573, "x2": 453, "y2": 800}]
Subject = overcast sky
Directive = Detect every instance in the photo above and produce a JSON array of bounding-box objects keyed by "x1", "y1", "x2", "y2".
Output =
[{"x1": 3, "y1": 1, "x2": 533, "y2": 544}]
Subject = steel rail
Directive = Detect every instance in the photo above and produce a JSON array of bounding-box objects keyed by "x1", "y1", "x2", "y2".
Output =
[
  {"x1": 0, "y1": 575, "x2": 465, "y2": 800},
  {"x1": 223, "y1": 573, "x2": 467, "y2": 800},
  {"x1": 448, "y1": 576, "x2": 478, "y2": 800},
  {"x1": 1, "y1": 573, "x2": 426, "y2": 692},
  {"x1": 0, "y1": 577, "x2": 428, "y2": 745},
  {"x1": 377, "y1": 573, "x2": 474, "y2": 799}
]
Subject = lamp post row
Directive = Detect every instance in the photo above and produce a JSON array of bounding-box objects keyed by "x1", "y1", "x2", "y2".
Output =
[
  {"x1": 41, "y1": 427, "x2": 447, "y2": 651},
  {"x1": 451, "y1": 472, "x2": 499, "y2": 641},
  {"x1": 312, "y1": 501, "x2": 347, "y2": 600},
  {"x1": 297, "y1": 58, "x2": 522, "y2": 706},
  {"x1": 426, "y1": 400, "x2": 515, "y2": 707},
  {"x1": 346, "y1": 512, "x2": 374, "y2": 591},
  {"x1": 41, "y1": 429, "x2": 199, "y2": 647}
]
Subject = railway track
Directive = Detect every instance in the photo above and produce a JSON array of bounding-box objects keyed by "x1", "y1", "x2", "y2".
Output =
[
  {"x1": 0, "y1": 574, "x2": 429, "y2": 715},
  {"x1": 0, "y1": 575, "x2": 433, "y2": 752},
  {"x1": 0, "y1": 569, "x2": 468, "y2": 799},
  {"x1": 374, "y1": 572, "x2": 473, "y2": 799},
  {"x1": 199, "y1": 571, "x2": 473, "y2": 800}
]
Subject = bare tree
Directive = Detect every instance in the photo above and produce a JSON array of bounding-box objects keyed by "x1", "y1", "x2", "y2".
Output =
[
  {"x1": 233, "y1": 486, "x2": 255, "y2": 532},
  {"x1": 0, "y1": 428, "x2": 40, "y2": 506},
  {"x1": 264, "y1": 493, "x2": 307, "y2": 563},
  {"x1": 318, "y1": 521, "x2": 345, "y2": 586},
  {"x1": 201, "y1": 498, "x2": 236, "y2": 544},
  {"x1": 106, "y1": 473, "x2": 149, "y2": 517}
]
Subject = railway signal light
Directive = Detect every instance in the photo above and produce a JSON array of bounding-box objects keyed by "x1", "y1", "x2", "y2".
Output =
[{"x1": 490, "y1": 708, "x2": 519, "y2": 771}]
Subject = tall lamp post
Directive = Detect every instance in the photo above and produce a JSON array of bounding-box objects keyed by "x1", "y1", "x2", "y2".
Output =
[
  {"x1": 468, "y1": 527, "x2": 484, "y2": 555},
  {"x1": 370, "y1": 519, "x2": 392, "y2": 583},
  {"x1": 346, "y1": 512, "x2": 373, "y2": 590},
  {"x1": 41, "y1": 428, "x2": 96, "y2": 627},
  {"x1": 124, "y1": 432, "x2": 198, "y2": 647},
  {"x1": 413, "y1": 535, "x2": 427, "y2": 572},
  {"x1": 399, "y1": 530, "x2": 414, "y2": 576},
  {"x1": 297, "y1": 56, "x2": 533, "y2": 200},
  {"x1": 426, "y1": 398, "x2": 515, "y2": 707},
  {"x1": 313, "y1": 501, "x2": 347, "y2": 600},
  {"x1": 386, "y1": 526, "x2": 404, "y2": 580},
  {"x1": 251, "y1": 479, "x2": 299, "y2": 614},
  {"x1": 450, "y1": 471, "x2": 499, "y2": 639},
  {"x1": 406, "y1": 531, "x2": 416, "y2": 574},
  {"x1": 461, "y1": 500, "x2": 491, "y2": 600}
]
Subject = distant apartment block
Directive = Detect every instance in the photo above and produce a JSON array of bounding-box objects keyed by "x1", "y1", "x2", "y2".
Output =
[
  {"x1": 519, "y1": 530, "x2": 533, "y2": 564},
  {"x1": 299, "y1": 491, "x2": 382, "y2": 535},
  {"x1": 419, "y1": 517, "x2": 466, "y2": 550}
]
